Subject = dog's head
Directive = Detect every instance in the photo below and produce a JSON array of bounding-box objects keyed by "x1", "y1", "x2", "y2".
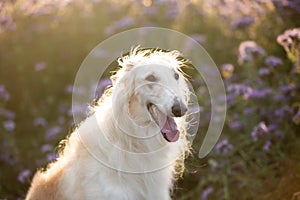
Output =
[{"x1": 112, "y1": 49, "x2": 190, "y2": 142}]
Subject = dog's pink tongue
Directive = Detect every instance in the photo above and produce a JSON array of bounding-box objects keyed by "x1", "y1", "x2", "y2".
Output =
[{"x1": 158, "y1": 114, "x2": 179, "y2": 142}]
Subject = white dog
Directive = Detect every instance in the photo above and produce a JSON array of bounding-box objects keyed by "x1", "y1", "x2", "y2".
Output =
[{"x1": 26, "y1": 48, "x2": 191, "y2": 200}]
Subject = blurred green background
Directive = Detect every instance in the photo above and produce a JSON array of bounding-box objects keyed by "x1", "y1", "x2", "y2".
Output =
[{"x1": 0, "y1": 0, "x2": 300, "y2": 199}]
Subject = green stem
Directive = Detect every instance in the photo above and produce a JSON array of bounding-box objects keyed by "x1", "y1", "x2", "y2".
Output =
[{"x1": 223, "y1": 174, "x2": 230, "y2": 200}]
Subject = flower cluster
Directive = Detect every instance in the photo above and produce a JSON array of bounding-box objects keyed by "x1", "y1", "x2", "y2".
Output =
[
  {"x1": 238, "y1": 41, "x2": 265, "y2": 65},
  {"x1": 0, "y1": 1, "x2": 299, "y2": 199},
  {"x1": 215, "y1": 139, "x2": 233, "y2": 155},
  {"x1": 251, "y1": 121, "x2": 269, "y2": 141},
  {"x1": 277, "y1": 28, "x2": 300, "y2": 73}
]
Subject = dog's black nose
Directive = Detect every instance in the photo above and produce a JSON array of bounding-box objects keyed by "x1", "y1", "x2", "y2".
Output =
[{"x1": 172, "y1": 101, "x2": 187, "y2": 117}]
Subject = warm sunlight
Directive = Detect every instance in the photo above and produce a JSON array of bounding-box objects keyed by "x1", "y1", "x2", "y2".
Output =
[{"x1": 0, "y1": 0, "x2": 299, "y2": 199}]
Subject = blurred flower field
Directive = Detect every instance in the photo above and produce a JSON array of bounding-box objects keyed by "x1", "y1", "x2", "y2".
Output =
[{"x1": 0, "y1": 0, "x2": 300, "y2": 199}]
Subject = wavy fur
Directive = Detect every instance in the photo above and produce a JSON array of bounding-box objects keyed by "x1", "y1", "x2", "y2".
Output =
[{"x1": 26, "y1": 48, "x2": 191, "y2": 200}]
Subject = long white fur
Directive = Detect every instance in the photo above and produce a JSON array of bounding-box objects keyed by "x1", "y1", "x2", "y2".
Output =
[{"x1": 26, "y1": 48, "x2": 191, "y2": 200}]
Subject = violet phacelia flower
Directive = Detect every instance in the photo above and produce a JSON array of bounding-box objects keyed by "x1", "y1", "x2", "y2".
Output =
[
  {"x1": 251, "y1": 121, "x2": 269, "y2": 141},
  {"x1": 3, "y1": 120, "x2": 15, "y2": 132},
  {"x1": 201, "y1": 186, "x2": 214, "y2": 200},
  {"x1": 258, "y1": 67, "x2": 271, "y2": 76},
  {"x1": 277, "y1": 28, "x2": 300, "y2": 72},
  {"x1": 265, "y1": 56, "x2": 283, "y2": 68},
  {"x1": 0, "y1": 84, "x2": 10, "y2": 102},
  {"x1": 230, "y1": 16, "x2": 254, "y2": 29},
  {"x1": 215, "y1": 139, "x2": 233, "y2": 155},
  {"x1": 18, "y1": 169, "x2": 31, "y2": 183},
  {"x1": 238, "y1": 41, "x2": 265, "y2": 65},
  {"x1": 227, "y1": 84, "x2": 253, "y2": 100}
]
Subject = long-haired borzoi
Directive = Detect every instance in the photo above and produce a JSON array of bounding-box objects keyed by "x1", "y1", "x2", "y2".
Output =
[{"x1": 26, "y1": 48, "x2": 192, "y2": 200}]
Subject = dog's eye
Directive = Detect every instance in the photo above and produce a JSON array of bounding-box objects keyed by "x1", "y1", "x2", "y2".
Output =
[
  {"x1": 145, "y1": 74, "x2": 157, "y2": 82},
  {"x1": 174, "y1": 73, "x2": 179, "y2": 80}
]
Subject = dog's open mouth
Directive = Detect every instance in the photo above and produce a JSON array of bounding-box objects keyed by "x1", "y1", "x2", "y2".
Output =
[{"x1": 147, "y1": 103, "x2": 179, "y2": 142}]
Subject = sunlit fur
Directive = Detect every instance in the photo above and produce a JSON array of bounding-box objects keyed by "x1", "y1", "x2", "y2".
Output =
[{"x1": 26, "y1": 48, "x2": 191, "y2": 200}]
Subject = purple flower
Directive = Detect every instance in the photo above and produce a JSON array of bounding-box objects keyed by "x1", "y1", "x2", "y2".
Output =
[
  {"x1": 285, "y1": 27, "x2": 300, "y2": 39},
  {"x1": 277, "y1": 28, "x2": 300, "y2": 48},
  {"x1": 267, "y1": 124, "x2": 278, "y2": 132},
  {"x1": 251, "y1": 121, "x2": 269, "y2": 141},
  {"x1": 18, "y1": 169, "x2": 31, "y2": 183},
  {"x1": 208, "y1": 159, "x2": 220, "y2": 170},
  {"x1": 258, "y1": 67, "x2": 271, "y2": 76},
  {"x1": 274, "y1": 105, "x2": 293, "y2": 118},
  {"x1": 0, "y1": 84, "x2": 10, "y2": 101},
  {"x1": 221, "y1": 63, "x2": 234, "y2": 79},
  {"x1": 249, "y1": 88, "x2": 273, "y2": 99},
  {"x1": 279, "y1": 83, "x2": 296, "y2": 96},
  {"x1": 277, "y1": 34, "x2": 293, "y2": 48},
  {"x1": 3, "y1": 120, "x2": 15, "y2": 132},
  {"x1": 45, "y1": 126, "x2": 62, "y2": 140},
  {"x1": 263, "y1": 140, "x2": 271, "y2": 152},
  {"x1": 41, "y1": 144, "x2": 53, "y2": 153},
  {"x1": 46, "y1": 153, "x2": 58, "y2": 162},
  {"x1": 227, "y1": 84, "x2": 253, "y2": 100},
  {"x1": 227, "y1": 84, "x2": 273, "y2": 100},
  {"x1": 0, "y1": 108, "x2": 15, "y2": 119},
  {"x1": 238, "y1": 41, "x2": 265, "y2": 65},
  {"x1": 33, "y1": 117, "x2": 47, "y2": 127},
  {"x1": 201, "y1": 186, "x2": 214, "y2": 200},
  {"x1": 265, "y1": 56, "x2": 283, "y2": 68},
  {"x1": 0, "y1": 13, "x2": 16, "y2": 34},
  {"x1": 215, "y1": 139, "x2": 233, "y2": 155},
  {"x1": 94, "y1": 78, "x2": 112, "y2": 99},
  {"x1": 231, "y1": 16, "x2": 254, "y2": 29},
  {"x1": 274, "y1": 0, "x2": 300, "y2": 14},
  {"x1": 34, "y1": 61, "x2": 47, "y2": 71},
  {"x1": 229, "y1": 120, "x2": 243, "y2": 131},
  {"x1": 117, "y1": 17, "x2": 135, "y2": 29},
  {"x1": 277, "y1": 28, "x2": 300, "y2": 66}
]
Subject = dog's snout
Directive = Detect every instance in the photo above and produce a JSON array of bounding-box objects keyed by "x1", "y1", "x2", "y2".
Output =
[{"x1": 172, "y1": 100, "x2": 187, "y2": 117}]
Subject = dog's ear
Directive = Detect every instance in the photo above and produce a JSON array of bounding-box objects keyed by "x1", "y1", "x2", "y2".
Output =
[
  {"x1": 110, "y1": 66, "x2": 135, "y2": 87},
  {"x1": 121, "y1": 72, "x2": 136, "y2": 97},
  {"x1": 112, "y1": 69, "x2": 136, "y2": 102},
  {"x1": 110, "y1": 57, "x2": 135, "y2": 86},
  {"x1": 117, "y1": 57, "x2": 134, "y2": 71}
]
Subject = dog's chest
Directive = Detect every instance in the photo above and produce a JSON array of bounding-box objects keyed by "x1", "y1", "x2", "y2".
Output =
[{"x1": 80, "y1": 163, "x2": 171, "y2": 200}]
